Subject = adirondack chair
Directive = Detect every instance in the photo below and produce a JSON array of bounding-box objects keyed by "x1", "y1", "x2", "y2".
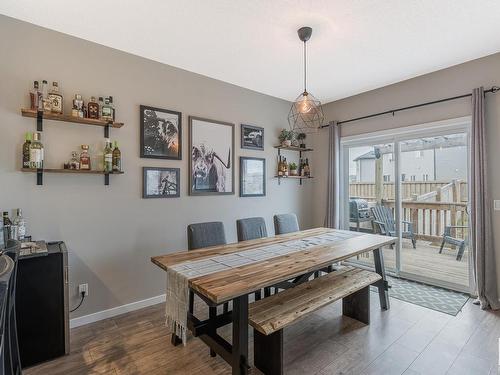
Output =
[
  {"x1": 371, "y1": 205, "x2": 417, "y2": 249},
  {"x1": 439, "y1": 225, "x2": 468, "y2": 261}
]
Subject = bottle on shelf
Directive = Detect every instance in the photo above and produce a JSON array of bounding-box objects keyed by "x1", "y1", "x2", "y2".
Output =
[
  {"x1": 98, "y1": 97, "x2": 104, "y2": 118},
  {"x1": 109, "y1": 96, "x2": 115, "y2": 121},
  {"x1": 2, "y1": 212, "x2": 12, "y2": 241},
  {"x1": 103, "y1": 138, "x2": 113, "y2": 172},
  {"x1": 48, "y1": 81, "x2": 63, "y2": 114},
  {"x1": 29, "y1": 132, "x2": 44, "y2": 169},
  {"x1": 283, "y1": 157, "x2": 289, "y2": 177},
  {"x1": 277, "y1": 156, "x2": 283, "y2": 177},
  {"x1": 101, "y1": 97, "x2": 113, "y2": 121},
  {"x1": 80, "y1": 145, "x2": 91, "y2": 170},
  {"x1": 13, "y1": 209, "x2": 26, "y2": 240},
  {"x1": 22, "y1": 132, "x2": 32, "y2": 168},
  {"x1": 87, "y1": 97, "x2": 99, "y2": 119},
  {"x1": 72, "y1": 94, "x2": 84, "y2": 118},
  {"x1": 304, "y1": 158, "x2": 310, "y2": 177},
  {"x1": 112, "y1": 141, "x2": 121, "y2": 172},
  {"x1": 69, "y1": 151, "x2": 80, "y2": 170},
  {"x1": 41, "y1": 80, "x2": 51, "y2": 112},
  {"x1": 298, "y1": 158, "x2": 303, "y2": 176},
  {"x1": 30, "y1": 81, "x2": 39, "y2": 110}
]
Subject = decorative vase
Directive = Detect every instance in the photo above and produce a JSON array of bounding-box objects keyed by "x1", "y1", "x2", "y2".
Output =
[
  {"x1": 282, "y1": 140, "x2": 292, "y2": 147},
  {"x1": 290, "y1": 169, "x2": 298, "y2": 176}
]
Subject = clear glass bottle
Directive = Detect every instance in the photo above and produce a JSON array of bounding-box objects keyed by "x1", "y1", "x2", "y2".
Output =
[
  {"x1": 103, "y1": 138, "x2": 113, "y2": 172},
  {"x1": 112, "y1": 141, "x2": 121, "y2": 172},
  {"x1": 80, "y1": 145, "x2": 91, "y2": 170},
  {"x1": 13, "y1": 209, "x2": 26, "y2": 240},
  {"x1": 108, "y1": 96, "x2": 115, "y2": 121},
  {"x1": 30, "y1": 81, "x2": 39, "y2": 110},
  {"x1": 30, "y1": 132, "x2": 44, "y2": 169},
  {"x1": 41, "y1": 80, "x2": 51, "y2": 112},
  {"x1": 101, "y1": 97, "x2": 113, "y2": 121},
  {"x1": 98, "y1": 97, "x2": 104, "y2": 119},
  {"x1": 48, "y1": 81, "x2": 63, "y2": 114},
  {"x1": 2, "y1": 212, "x2": 12, "y2": 241},
  {"x1": 70, "y1": 151, "x2": 80, "y2": 170},
  {"x1": 22, "y1": 132, "x2": 32, "y2": 168}
]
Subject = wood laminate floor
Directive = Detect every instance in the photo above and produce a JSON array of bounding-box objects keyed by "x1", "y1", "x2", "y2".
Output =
[{"x1": 25, "y1": 294, "x2": 499, "y2": 375}]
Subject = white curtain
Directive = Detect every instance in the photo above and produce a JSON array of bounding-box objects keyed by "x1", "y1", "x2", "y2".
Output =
[
  {"x1": 471, "y1": 87, "x2": 499, "y2": 309},
  {"x1": 325, "y1": 121, "x2": 340, "y2": 229}
]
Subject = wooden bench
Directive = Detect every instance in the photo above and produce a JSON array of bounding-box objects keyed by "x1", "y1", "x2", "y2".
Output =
[{"x1": 248, "y1": 266, "x2": 382, "y2": 375}]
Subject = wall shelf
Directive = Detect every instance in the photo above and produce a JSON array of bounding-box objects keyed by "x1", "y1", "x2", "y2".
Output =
[
  {"x1": 21, "y1": 109, "x2": 123, "y2": 130},
  {"x1": 21, "y1": 168, "x2": 124, "y2": 185},
  {"x1": 274, "y1": 145, "x2": 313, "y2": 153},
  {"x1": 274, "y1": 175, "x2": 314, "y2": 180},
  {"x1": 274, "y1": 145, "x2": 313, "y2": 185}
]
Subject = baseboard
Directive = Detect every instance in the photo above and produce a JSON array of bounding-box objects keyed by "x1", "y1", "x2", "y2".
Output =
[{"x1": 70, "y1": 294, "x2": 166, "y2": 328}]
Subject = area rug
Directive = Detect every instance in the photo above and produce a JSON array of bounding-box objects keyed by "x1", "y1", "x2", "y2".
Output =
[{"x1": 373, "y1": 276, "x2": 469, "y2": 316}]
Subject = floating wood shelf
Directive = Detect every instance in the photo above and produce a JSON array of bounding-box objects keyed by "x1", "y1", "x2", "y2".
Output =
[
  {"x1": 274, "y1": 175, "x2": 313, "y2": 179},
  {"x1": 21, "y1": 109, "x2": 124, "y2": 129},
  {"x1": 21, "y1": 168, "x2": 124, "y2": 175},
  {"x1": 274, "y1": 145, "x2": 313, "y2": 152}
]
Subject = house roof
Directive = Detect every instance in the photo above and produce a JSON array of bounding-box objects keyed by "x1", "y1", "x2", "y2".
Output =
[{"x1": 353, "y1": 151, "x2": 375, "y2": 161}]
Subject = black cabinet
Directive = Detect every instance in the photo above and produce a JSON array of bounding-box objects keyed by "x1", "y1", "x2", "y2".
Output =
[{"x1": 16, "y1": 241, "x2": 69, "y2": 368}]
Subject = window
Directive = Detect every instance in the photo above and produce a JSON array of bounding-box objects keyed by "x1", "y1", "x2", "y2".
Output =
[
  {"x1": 415, "y1": 150, "x2": 424, "y2": 158},
  {"x1": 383, "y1": 174, "x2": 390, "y2": 182},
  {"x1": 422, "y1": 174, "x2": 429, "y2": 181},
  {"x1": 410, "y1": 175, "x2": 416, "y2": 181},
  {"x1": 401, "y1": 173, "x2": 406, "y2": 181}
]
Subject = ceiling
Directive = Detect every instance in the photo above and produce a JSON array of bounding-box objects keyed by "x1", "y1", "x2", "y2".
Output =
[{"x1": 2, "y1": 0, "x2": 500, "y2": 103}]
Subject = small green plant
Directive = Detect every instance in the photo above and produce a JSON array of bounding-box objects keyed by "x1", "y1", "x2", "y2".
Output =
[
  {"x1": 278, "y1": 129, "x2": 294, "y2": 143},
  {"x1": 289, "y1": 162, "x2": 297, "y2": 170}
]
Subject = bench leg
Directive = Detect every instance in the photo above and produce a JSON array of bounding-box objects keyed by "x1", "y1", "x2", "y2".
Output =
[
  {"x1": 342, "y1": 286, "x2": 370, "y2": 324},
  {"x1": 254, "y1": 329, "x2": 283, "y2": 375}
]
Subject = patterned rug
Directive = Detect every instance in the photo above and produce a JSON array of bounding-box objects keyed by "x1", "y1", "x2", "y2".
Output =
[{"x1": 373, "y1": 276, "x2": 469, "y2": 316}]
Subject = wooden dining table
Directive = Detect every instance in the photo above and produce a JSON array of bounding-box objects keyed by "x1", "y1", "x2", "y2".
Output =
[{"x1": 151, "y1": 227, "x2": 396, "y2": 375}]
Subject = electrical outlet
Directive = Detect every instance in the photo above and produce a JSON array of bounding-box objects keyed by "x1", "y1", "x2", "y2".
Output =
[
  {"x1": 494, "y1": 200, "x2": 500, "y2": 211},
  {"x1": 78, "y1": 283, "x2": 89, "y2": 297}
]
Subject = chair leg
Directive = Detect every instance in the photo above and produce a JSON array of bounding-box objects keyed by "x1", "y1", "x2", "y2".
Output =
[
  {"x1": 342, "y1": 286, "x2": 370, "y2": 324},
  {"x1": 439, "y1": 239, "x2": 446, "y2": 254},
  {"x1": 412, "y1": 237, "x2": 417, "y2": 249},
  {"x1": 457, "y1": 243, "x2": 466, "y2": 261},
  {"x1": 255, "y1": 290, "x2": 262, "y2": 301}
]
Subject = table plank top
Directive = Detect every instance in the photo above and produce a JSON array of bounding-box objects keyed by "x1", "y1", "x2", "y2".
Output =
[{"x1": 151, "y1": 228, "x2": 396, "y2": 304}]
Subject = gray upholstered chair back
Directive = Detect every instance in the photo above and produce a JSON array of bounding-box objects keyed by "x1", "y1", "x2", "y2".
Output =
[
  {"x1": 187, "y1": 222, "x2": 227, "y2": 250},
  {"x1": 236, "y1": 217, "x2": 268, "y2": 242},
  {"x1": 273, "y1": 213, "x2": 300, "y2": 235}
]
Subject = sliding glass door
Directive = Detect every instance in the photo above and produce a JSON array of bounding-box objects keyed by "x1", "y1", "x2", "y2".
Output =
[{"x1": 340, "y1": 118, "x2": 472, "y2": 293}]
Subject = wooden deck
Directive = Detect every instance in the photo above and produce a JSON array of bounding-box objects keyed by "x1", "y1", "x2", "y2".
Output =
[{"x1": 351, "y1": 238, "x2": 469, "y2": 288}]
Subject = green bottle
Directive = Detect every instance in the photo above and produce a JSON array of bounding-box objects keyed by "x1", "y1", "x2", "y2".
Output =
[
  {"x1": 112, "y1": 141, "x2": 121, "y2": 172},
  {"x1": 103, "y1": 138, "x2": 113, "y2": 172},
  {"x1": 22, "y1": 132, "x2": 32, "y2": 168}
]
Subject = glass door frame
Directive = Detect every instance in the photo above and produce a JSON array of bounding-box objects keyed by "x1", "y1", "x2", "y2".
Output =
[{"x1": 340, "y1": 116, "x2": 473, "y2": 294}]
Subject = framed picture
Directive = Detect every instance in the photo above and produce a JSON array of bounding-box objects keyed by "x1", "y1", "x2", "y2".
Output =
[
  {"x1": 241, "y1": 124, "x2": 264, "y2": 150},
  {"x1": 143, "y1": 167, "x2": 180, "y2": 198},
  {"x1": 140, "y1": 105, "x2": 182, "y2": 159},
  {"x1": 189, "y1": 116, "x2": 234, "y2": 195},
  {"x1": 240, "y1": 157, "x2": 266, "y2": 197}
]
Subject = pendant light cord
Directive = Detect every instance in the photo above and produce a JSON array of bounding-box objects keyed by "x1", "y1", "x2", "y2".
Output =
[{"x1": 303, "y1": 40, "x2": 307, "y2": 92}]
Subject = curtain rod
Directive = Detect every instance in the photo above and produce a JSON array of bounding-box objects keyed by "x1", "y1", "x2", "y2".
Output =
[{"x1": 320, "y1": 86, "x2": 499, "y2": 128}]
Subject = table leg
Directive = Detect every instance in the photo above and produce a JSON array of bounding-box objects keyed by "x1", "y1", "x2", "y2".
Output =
[
  {"x1": 373, "y1": 247, "x2": 390, "y2": 310},
  {"x1": 232, "y1": 295, "x2": 249, "y2": 375}
]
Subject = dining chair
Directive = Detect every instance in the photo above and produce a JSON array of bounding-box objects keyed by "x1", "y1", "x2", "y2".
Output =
[
  {"x1": 236, "y1": 217, "x2": 268, "y2": 242},
  {"x1": 4, "y1": 240, "x2": 21, "y2": 375},
  {"x1": 186, "y1": 222, "x2": 227, "y2": 356},
  {"x1": 273, "y1": 213, "x2": 299, "y2": 235},
  {"x1": 236, "y1": 217, "x2": 268, "y2": 299}
]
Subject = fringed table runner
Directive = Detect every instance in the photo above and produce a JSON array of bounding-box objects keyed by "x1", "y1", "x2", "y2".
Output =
[{"x1": 165, "y1": 230, "x2": 362, "y2": 344}]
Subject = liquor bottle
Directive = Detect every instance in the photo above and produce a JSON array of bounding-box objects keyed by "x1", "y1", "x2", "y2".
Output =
[
  {"x1": 80, "y1": 145, "x2": 91, "y2": 170},
  {"x1": 101, "y1": 97, "x2": 113, "y2": 121},
  {"x1": 108, "y1": 96, "x2": 115, "y2": 121},
  {"x1": 103, "y1": 138, "x2": 113, "y2": 172},
  {"x1": 69, "y1": 151, "x2": 80, "y2": 169},
  {"x1": 83, "y1": 99, "x2": 88, "y2": 118},
  {"x1": 13, "y1": 209, "x2": 26, "y2": 240},
  {"x1": 30, "y1": 132, "x2": 44, "y2": 169},
  {"x1": 2, "y1": 212, "x2": 12, "y2": 241},
  {"x1": 298, "y1": 158, "x2": 303, "y2": 176},
  {"x1": 87, "y1": 97, "x2": 99, "y2": 119},
  {"x1": 277, "y1": 156, "x2": 283, "y2": 177},
  {"x1": 283, "y1": 157, "x2": 289, "y2": 177},
  {"x1": 22, "y1": 132, "x2": 32, "y2": 168},
  {"x1": 112, "y1": 141, "x2": 121, "y2": 172},
  {"x1": 41, "y1": 80, "x2": 51, "y2": 112},
  {"x1": 30, "y1": 81, "x2": 39, "y2": 110},
  {"x1": 98, "y1": 97, "x2": 104, "y2": 118},
  {"x1": 304, "y1": 158, "x2": 310, "y2": 177},
  {"x1": 48, "y1": 81, "x2": 63, "y2": 114}
]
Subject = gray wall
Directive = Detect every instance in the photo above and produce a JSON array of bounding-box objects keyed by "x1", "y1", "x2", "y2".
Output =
[
  {"x1": 311, "y1": 52, "x2": 500, "y2": 293},
  {"x1": 0, "y1": 16, "x2": 313, "y2": 318}
]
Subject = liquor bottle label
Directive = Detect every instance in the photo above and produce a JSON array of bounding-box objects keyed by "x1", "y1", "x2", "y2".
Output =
[
  {"x1": 30, "y1": 149, "x2": 42, "y2": 163},
  {"x1": 49, "y1": 94, "x2": 63, "y2": 113}
]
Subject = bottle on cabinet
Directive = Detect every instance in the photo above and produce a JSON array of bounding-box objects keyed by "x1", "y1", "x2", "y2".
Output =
[
  {"x1": 112, "y1": 141, "x2": 121, "y2": 172},
  {"x1": 30, "y1": 132, "x2": 44, "y2": 169},
  {"x1": 13, "y1": 209, "x2": 26, "y2": 240},
  {"x1": 2, "y1": 212, "x2": 12, "y2": 242},
  {"x1": 103, "y1": 138, "x2": 113, "y2": 172},
  {"x1": 48, "y1": 81, "x2": 63, "y2": 114},
  {"x1": 22, "y1": 132, "x2": 32, "y2": 168}
]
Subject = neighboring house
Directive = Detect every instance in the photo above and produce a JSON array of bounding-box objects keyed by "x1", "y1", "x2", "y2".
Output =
[{"x1": 353, "y1": 146, "x2": 467, "y2": 182}]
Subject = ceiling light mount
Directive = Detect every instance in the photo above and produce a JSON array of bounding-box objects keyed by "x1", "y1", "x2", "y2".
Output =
[{"x1": 297, "y1": 26, "x2": 312, "y2": 42}]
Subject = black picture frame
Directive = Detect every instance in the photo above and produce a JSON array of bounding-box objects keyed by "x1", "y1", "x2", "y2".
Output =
[
  {"x1": 240, "y1": 157, "x2": 266, "y2": 197},
  {"x1": 140, "y1": 105, "x2": 182, "y2": 160},
  {"x1": 241, "y1": 124, "x2": 264, "y2": 150},
  {"x1": 142, "y1": 167, "x2": 180, "y2": 198},
  {"x1": 189, "y1": 116, "x2": 235, "y2": 196}
]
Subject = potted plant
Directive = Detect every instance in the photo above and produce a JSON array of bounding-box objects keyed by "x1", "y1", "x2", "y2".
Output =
[
  {"x1": 289, "y1": 162, "x2": 298, "y2": 176},
  {"x1": 278, "y1": 129, "x2": 294, "y2": 147},
  {"x1": 297, "y1": 133, "x2": 307, "y2": 148}
]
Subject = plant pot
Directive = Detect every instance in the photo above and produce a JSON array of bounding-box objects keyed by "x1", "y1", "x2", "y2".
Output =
[
  {"x1": 299, "y1": 143, "x2": 306, "y2": 148},
  {"x1": 282, "y1": 140, "x2": 292, "y2": 147},
  {"x1": 290, "y1": 169, "x2": 298, "y2": 176}
]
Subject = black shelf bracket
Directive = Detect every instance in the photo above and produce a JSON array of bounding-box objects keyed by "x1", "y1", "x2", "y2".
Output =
[
  {"x1": 36, "y1": 110, "x2": 43, "y2": 132},
  {"x1": 104, "y1": 123, "x2": 111, "y2": 138},
  {"x1": 36, "y1": 168, "x2": 43, "y2": 185},
  {"x1": 104, "y1": 173, "x2": 110, "y2": 186}
]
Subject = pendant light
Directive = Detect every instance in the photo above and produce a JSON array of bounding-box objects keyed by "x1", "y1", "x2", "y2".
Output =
[{"x1": 288, "y1": 26, "x2": 324, "y2": 133}]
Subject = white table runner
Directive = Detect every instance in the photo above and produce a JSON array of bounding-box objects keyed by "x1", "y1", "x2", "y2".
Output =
[{"x1": 165, "y1": 230, "x2": 362, "y2": 344}]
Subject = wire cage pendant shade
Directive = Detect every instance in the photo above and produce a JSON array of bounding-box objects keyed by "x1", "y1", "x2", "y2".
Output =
[{"x1": 288, "y1": 27, "x2": 324, "y2": 133}]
